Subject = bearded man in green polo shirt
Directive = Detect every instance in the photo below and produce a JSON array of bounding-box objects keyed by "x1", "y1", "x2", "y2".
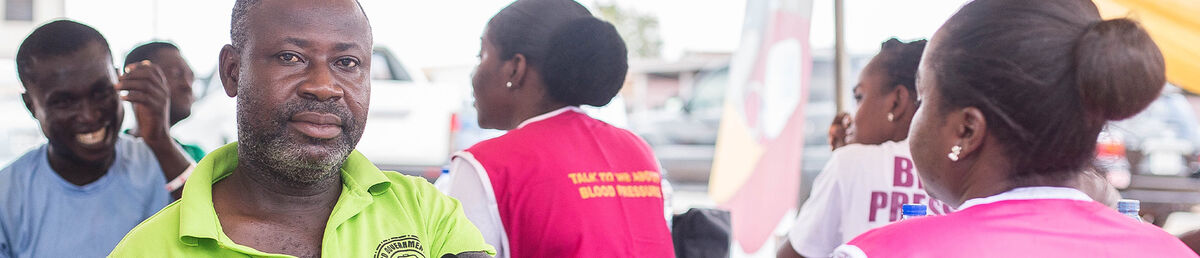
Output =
[{"x1": 110, "y1": 0, "x2": 494, "y2": 257}]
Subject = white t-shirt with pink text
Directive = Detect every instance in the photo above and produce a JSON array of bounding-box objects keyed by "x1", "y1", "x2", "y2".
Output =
[{"x1": 786, "y1": 140, "x2": 953, "y2": 257}]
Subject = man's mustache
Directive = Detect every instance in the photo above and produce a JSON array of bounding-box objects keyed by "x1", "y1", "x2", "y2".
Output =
[{"x1": 280, "y1": 100, "x2": 354, "y2": 129}]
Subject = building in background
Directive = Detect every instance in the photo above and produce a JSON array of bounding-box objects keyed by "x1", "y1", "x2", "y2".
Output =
[
  {"x1": 1, "y1": 0, "x2": 65, "y2": 58},
  {"x1": 1, "y1": 0, "x2": 63, "y2": 93}
]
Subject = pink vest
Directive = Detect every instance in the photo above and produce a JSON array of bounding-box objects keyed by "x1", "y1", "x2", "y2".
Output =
[
  {"x1": 466, "y1": 111, "x2": 675, "y2": 257},
  {"x1": 845, "y1": 199, "x2": 1196, "y2": 257}
]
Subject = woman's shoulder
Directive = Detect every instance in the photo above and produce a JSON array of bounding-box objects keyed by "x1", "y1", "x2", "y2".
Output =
[
  {"x1": 828, "y1": 141, "x2": 911, "y2": 166},
  {"x1": 847, "y1": 201, "x2": 1198, "y2": 257}
]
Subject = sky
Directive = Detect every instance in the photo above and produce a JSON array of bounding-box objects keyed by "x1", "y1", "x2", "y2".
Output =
[{"x1": 9, "y1": 0, "x2": 969, "y2": 80}]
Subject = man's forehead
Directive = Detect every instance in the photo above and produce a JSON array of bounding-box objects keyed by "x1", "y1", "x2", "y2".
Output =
[
  {"x1": 28, "y1": 43, "x2": 115, "y2": 93},
  {"x1": 149, "y1": 49, "x2": 188, "y2": 68},
  {"x1": 243, "y1": 0, "x2": 372, "y2": 49},
  {"x1": 150, "y1": 47, "x2": 182, "y2": 60}
]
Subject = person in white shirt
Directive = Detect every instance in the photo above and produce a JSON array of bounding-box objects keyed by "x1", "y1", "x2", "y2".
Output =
[
  {"x1": 777, "y1": 38, "x2": 941, "y2": 258},
  {"x1": 830, "y1": 1, "x2": 1189, "y2": 256}
]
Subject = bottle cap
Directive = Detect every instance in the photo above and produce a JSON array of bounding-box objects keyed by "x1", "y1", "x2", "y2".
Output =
[
  {"x1": 902, "y1": 204, "x2": 927, "y2": 216},
  {"x1": 1118, "y1": 199, "x2": 1140, "y2": 212}
]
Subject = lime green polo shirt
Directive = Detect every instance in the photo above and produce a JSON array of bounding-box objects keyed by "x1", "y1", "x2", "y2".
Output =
[{"x1": 109, "y1": 143, "x2": 495, "y2": 257}]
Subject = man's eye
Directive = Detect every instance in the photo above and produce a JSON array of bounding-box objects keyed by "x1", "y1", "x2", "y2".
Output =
[
  {"x1": 336, "y1": 58, "x2": 359, "y2": 68},
  {"x1": 279, "y1": 53, "x2": 302, "y2": 63},
  {"x1": 49, "y1": 99, "x2": 69, "y2": 108}
]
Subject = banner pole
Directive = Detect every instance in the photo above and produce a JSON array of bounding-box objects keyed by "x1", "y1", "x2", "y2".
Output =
[{"x1": 834, "y1": 0, "x2": 847, "y2": 113}]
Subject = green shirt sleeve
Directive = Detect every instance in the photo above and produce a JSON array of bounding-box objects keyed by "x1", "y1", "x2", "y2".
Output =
[
  {"x1": 415, "y1": 176, "x2": 496, "y2": 256},
  {"x1": 176, "y1": 141, "x2": 207, "y2": 162}
]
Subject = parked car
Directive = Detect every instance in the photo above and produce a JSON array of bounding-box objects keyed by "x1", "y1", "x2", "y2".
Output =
[
  {"x1": 633, "y1": 65, "x2": 729, "y2": 184},
  {"x1": 629, "y1": 53, "x2": 895, "y2": 212},
  {"x1": 1094, "y1": 84, "x2": 1200, "y2": 225},
  {"x1": 632, "y1": 54, "x2": 852, "y2": 190},
  {"x1": 172, "y1": 47, "x2": 463, "y2": 176}
]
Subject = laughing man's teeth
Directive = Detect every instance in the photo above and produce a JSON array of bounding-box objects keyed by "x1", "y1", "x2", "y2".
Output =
[{"x1": 76, "y1": 127, "x2": 106, "y2": 145}]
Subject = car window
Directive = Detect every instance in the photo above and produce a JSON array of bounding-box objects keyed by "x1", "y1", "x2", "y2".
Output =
[
  {"x1": 371, "y1": 50, "x2": 414, "y2": 82},
  {"x1": 371, "y1": 52, "x2": 395, "y2": 81},
  {"x1": 689, "y1": 67, "x2": 729, "y2": 115}
]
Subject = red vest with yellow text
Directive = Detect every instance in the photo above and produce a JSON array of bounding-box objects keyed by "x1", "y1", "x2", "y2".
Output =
[{"x1": 466, "y1": 110, "x2": 675, "y2": 258}]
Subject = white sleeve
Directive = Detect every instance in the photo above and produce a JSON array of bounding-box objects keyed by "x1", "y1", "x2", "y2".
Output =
[
  {"x1": 657, "y1": 161, "x2": 673, "y2": 228},
  {"x1": 831, "y1": 244, "x2": 869, "y2": 258},
  {"x1": 443, "y1": 152, "x2": 509, "y2": 258},
  {"x1": 787, "y1": 151, "x2": 847, "y2": 257}
]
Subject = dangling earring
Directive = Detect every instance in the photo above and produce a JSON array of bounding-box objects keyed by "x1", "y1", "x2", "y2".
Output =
[
  {"x1": 887, "y1": 112, "x2": 895, "y2": 122},
  {"x1": 948, "y1": 145, "x2": 963, "y2": 161},
  {"x1": 506, "y1": 82, "x2": 513, "y2": 88}
]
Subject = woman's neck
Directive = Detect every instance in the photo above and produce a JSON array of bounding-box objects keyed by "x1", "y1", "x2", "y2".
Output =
[
  {"x1": 951, "y1": 155, "x2": 1072, "y2": 208},
  {"x1": 509, "y1": 99, "x2": 568, "y2": 129}
]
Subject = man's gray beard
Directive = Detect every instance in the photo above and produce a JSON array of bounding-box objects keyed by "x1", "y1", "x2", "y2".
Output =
[
  {"x1": 239, "y1": 130, "x2": 348, "y2": 185},
  {"x1": 236, "y1": 92, "x2": 359, "y2": 186}
]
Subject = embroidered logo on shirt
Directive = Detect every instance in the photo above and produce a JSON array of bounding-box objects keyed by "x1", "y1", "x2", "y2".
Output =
[{"x1": 374, "y1": 235, "x2": 425, "y2": 258}]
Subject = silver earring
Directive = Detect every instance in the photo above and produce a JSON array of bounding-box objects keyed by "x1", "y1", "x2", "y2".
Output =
[
  {"x1": 948, "y1": 145, "x2": 962, "y2": 161},
  {"x1": 506, "y1": 82, "x2": 513, "y2": 88},
  {"x1": 887, "y1": 113, "x2": 895, "y2": 122}
]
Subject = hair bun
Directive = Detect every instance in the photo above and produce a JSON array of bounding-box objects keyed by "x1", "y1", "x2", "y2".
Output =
[
  {"x1": 1074, "y1": 18, "x2": 1165, "y2": 121},
  {"x1": 542, "y1": 17, "x2": 628, "y2": 107}
]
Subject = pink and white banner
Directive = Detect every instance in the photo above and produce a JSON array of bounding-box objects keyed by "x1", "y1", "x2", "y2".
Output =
[{"x1": 708, "y1": 0, "x2": 813, "y2": 253}]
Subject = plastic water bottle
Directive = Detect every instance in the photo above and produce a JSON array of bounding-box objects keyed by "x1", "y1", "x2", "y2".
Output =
[
  {"x1": 433, "y1": 167, "x2": 451, "y2": 190},
  {"x1": 901, "y1": 203, "x2": 927, "y2": 220},
  {"x1": 1118, "y1": 199, "x2": 1142, "y2": 222}
]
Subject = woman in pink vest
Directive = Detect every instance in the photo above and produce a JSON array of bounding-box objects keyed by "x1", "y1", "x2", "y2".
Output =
[
  {"x1": 833, "y1": 0, "x2": 1195, "y2": 257},
  {"x1": 441, "y1": 0, "x2": 674, "y2": 257}
]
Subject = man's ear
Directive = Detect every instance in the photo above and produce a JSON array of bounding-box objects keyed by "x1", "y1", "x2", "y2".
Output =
[
  {"x1": 21, "y1": 92, "x2": 36, "y2": 118},
  {"x1": 218, "y1": 44, "x2": 241, "y2": 97},
  {"x1": 955, "y1": 107, "x2": 988, "y2": 160},
  {"x1": 506, "y1": 53, "x2": 528, "y2": 89}
]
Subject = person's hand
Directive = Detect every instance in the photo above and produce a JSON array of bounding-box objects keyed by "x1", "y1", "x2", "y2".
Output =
[
  {"x1": 119, "y1": 60, "x2": 190, "y2": 198},
  {"x1": 117, "y1": 60, "x2": 172, "y2": 143},
  {"x1": 829, "y1": 112, "x2": 852, "y2": 151}
]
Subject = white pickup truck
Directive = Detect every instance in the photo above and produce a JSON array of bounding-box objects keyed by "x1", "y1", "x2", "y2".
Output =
[{"x1": 173, "y1": 47, "x2": 463, "y2": 176}]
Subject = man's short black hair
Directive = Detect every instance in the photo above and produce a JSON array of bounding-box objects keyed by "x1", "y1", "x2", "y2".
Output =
[
  {"x1": 230, "y1": 0, "x2": 368, "y2": 48},
  {"x1": 15, "y1": 20, "x2": 111, "y2": 88},
  {"x1": 124, "y1": 41, "x2": 180, "y2": 66}
]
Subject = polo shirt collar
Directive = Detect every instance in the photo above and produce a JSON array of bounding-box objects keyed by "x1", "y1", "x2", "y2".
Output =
[
  {"x1": 177, "y1": 142, "x2": 391, "y2": 246},
  {"x1": 515, "y1": 106, "x2": 583, "y2": 129},
  {"x1": 957, "y1": 186, "x2": 1093, "y2": 211}
]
